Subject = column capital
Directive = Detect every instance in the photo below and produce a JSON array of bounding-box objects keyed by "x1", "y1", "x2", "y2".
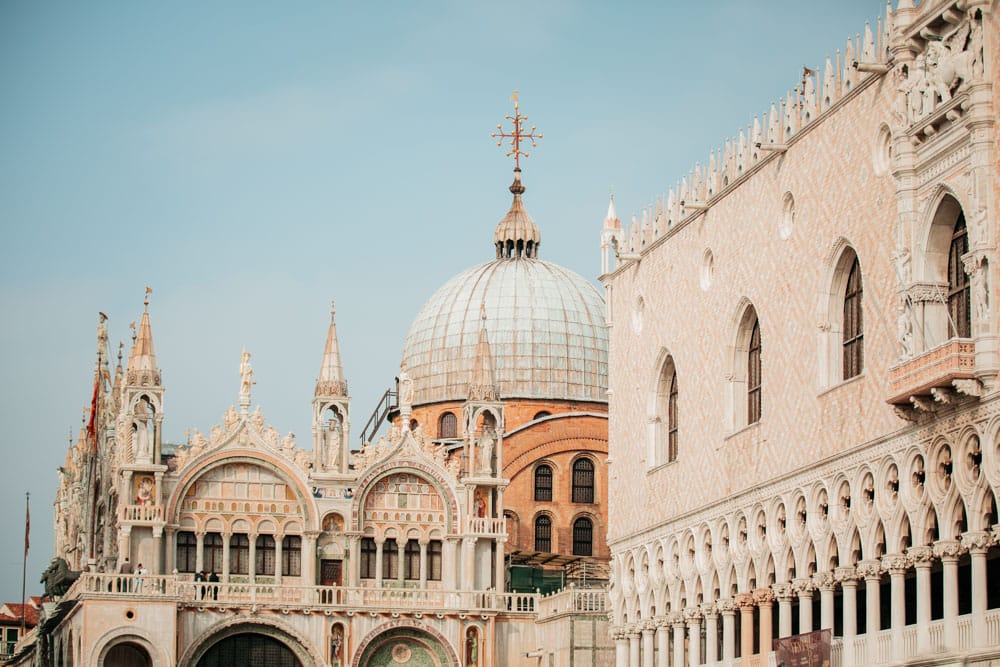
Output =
[
  {"x1": 933, "y1": 539, "x2": 965, "y2": 561},
  {"x1": 735, "y1": 592, "x2": 755, "y2": 610},
  {"x1": 856, "y1": 559, "x2": 882, "y2": 580},
  {"x1": 792, "y1": 577, "x2": 815, "y2": 596},
  {"x1": 908, "y1": 545, "x2": 935, "y2": 566},
  {"x1": 752, "y1": 587, "x2": 775, "y2": 606},
  {"x1": 716, "y1": 597, "x2": 738, "y2": 614},
  {"x1": 701, "y1": 602, "x2": 719, "y2": 619},
  {"x1": 683, "y1": 607, "x2": 703, "y2": 624},
  {"x1": 834, "y1": 566, "x2": 858, "y2": 585},
  {"x1": 669, "y1": 611, "x2": 686, "y2": 627},
  {"x1": 653, "y1": 615, "x2": 671, "y2": 627},
  {"x1": 813, "y1": 570, "x2": 836, "y2": 590},
  {"x1": 882, "y1": 552, "x2": 910, "y2": 574},
  {"x1": 962, "y1": 530, "x2": 995, "y2": 553},
  {"x1": 773, "y1": 582, "x2": 795, "y2": 601},
  {"x1": 641, "y1": 621, "x2": 656, "y2": 633}
]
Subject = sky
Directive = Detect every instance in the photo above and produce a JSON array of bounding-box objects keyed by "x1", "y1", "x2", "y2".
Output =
[{"x1": 0, "y1": 0, "x2": 888, "y2": 602}]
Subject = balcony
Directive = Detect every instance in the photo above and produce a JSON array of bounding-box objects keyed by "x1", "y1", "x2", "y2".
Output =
[
  {"x1": 68, "y1": 573, "x2": 541, "y2": 615},
  {"x1": 118, "y1": 503, "x2": 164, "y2": 524},
  {"x1": 887, "y1": 339, "x2": 976, "y2": 406},
  {"x1": 466, "y1": 516, "x2": 507, "y2": 536}
]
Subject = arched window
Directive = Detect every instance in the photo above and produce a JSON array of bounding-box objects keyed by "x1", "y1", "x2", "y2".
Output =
[
  {"x1": 572, "y1": 458, "x2": 595, "y2": 504},
  {"x1": 747, "y1": 318, "x2": 762, "y2": 424},
  {"x1": 654, "y1": 355, "x2": 679, "y2": 466},
  {"x1": 573, "y1": 517, "x2": 593, "y2": 556},
  {"x1": 382, "y1": 538, "x2": 398, "y2": 579},
  {"x1": 534, "y1": 515, "x2": 552, "y2": 552},
  {"x1": 948, "y1": 212, "x2": 971, "y2": 338},
  {"x1": 843, "y1": 256, "x2": 864, "y2": 379},
  {"x1": 438, "y1": 412, "x2": 458, "y2": 439},
  {"x1": 360, "y1": 538, "x2": 376, "y2": 579},
  {"x1": 203, "y1": 533, "x2": 223, "y2": 574},
  {"x1": 281, "y1": 536, "x2": 301, "y2": 577},
  {"x1": 176, "y1": 531, "x2": 197, "y2": 573},
  {"x1": 534, "y1": 465, "x2": 553, "y2": 501},
  {"x1": 404, "y1": 540, "x2": 420, "y2": 580},
  {"x1": 255, "y1": 535, "x2": 275, "y2": 576},
  {"x1": 229, "y1": 534, "x2": 249, "y2": 575},
  {"x1": 428, "y1": 540, "x2": 443, "y2": 581}
]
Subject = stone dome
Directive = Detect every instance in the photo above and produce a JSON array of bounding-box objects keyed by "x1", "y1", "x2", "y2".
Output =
[{"x1": 401, "y1": 258, "x2": 608, "y2": 406}]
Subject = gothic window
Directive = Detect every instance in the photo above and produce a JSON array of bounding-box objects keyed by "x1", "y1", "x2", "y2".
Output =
[
  {"x1": 428, "y1": 540, "x2": 442, "y2": 581},
  {"x1": 747, "y1": 318, "x2": 762, "y2": 424},
  {"x1": 843, "y1": 256, "x2": 864, "y2": 379},
  {"x1": 668, "y1": 370, "x2": 679, "y2": 462},
  {"x1": 176, "y1": 531, "x2": 197, "y2": 573},
  {"x1": 203, "y1": 533, "x2": 223, "y2": 574},
  {"x1": 948, "y1": 212, "x2": 971, "y2": 338},
  {"x1": 382, "y1": 538, "x2": 399, "y2": 579},
  {"x1": 281, "y1": 536, "x2": 301, "y2": 577},
  {"x1": 534, "y1": 515, "x2": 552, "y2": 552},
  {"x1": 573, "y1": 517, "x2": 594, "y2": 556},
  {"x1": 360, "y1": 538, "x2": 376, "y2": 579},
  {"x1": 534, "y1": 464, "x2": 553, "y2": 502},
  {"x1": 404, "y1": 540, "x2": 420, "y2": 580},
  {"x1": 229, "y1": 534, "x2": 249, "y2": 575},
  {"x1": 255, "y1": 535, "x2": 275, "y2": 576},
  {"x1": 572, "y1": 458, "x2": 595, "y2": 504},
  {"x1": 438, "y1": 412, "x2": 458, "y2": 439},
  {"x1": 654, "y1": 355, "x2": 679, "y2": 466}
]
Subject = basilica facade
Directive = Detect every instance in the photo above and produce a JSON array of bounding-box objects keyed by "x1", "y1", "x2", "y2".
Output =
[
  {"x1": 604, "y1": 1, "x2": 1000, "y2": 666},
  {"x1": 23, "y1": 157, "x2": 612, "y2": 664}
]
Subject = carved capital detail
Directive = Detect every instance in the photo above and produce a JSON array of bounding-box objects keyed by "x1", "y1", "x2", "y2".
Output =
[
  {"x1": 882, "y1": 553, "x2": 910, "y2": 574},
  {"x1": 933, "y1": 540, "x2": 966, "y2": 560}
]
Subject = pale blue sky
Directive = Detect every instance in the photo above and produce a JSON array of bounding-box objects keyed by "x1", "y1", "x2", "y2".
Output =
[{"x1": 0, "y1": 0, "x2": 886, "y2": 600}]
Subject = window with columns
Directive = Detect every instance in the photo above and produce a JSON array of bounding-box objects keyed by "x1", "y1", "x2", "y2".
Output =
[
  {"x1": 229, "y1": 534, "x2": 250, "y2": 575},
  {"x1": 203, "y1": 533, "x2": 224, "y2": 574},
  {"x1": 176, "y1": 531, "x2": 196, "y2": 573},
  {"x1": 404, "y1": 540, "x2": 420, "y2": 580},
  {"x1": 360, "y1": 538, "x2": 376, "y2": 579},
  {"x1": 255, "y1": 535, "x2": 275, "y2": 576},
  {"x1": 281, "y1": 536, "x2": 301, "y2": 576}
]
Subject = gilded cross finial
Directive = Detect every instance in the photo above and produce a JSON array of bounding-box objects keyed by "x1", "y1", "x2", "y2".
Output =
[{"x1": 491, "y1": 90, "x2": 542, "y2": 172}]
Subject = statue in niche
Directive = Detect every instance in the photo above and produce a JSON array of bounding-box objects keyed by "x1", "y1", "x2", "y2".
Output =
[
  {"x1": 972, "y1": 264, "x2": 989, "y2": 325},
  {"x1": 465, "y1": 627, "x2": 478, "y2": 665},
  {"x1": 324, "y1": 422, "x2": 340, "y2": 470},
  {"x1": 897, "y1": 300, "x2": 914, "y2": 359},
  {"x1": 478, "y1": 426, "x2": 495, "y2": 474},
  {"x1": 330, "y1": 626, "x2": 343, "y2": 667},
  {"x1": 135, "y1": 475, "x2": 154, "y2": 506}
]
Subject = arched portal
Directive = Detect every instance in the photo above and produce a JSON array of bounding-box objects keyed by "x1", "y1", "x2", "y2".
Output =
[
  {"x1": 103, "y1": 642, "x2": 152, "y2": 667},
  {"x1": 197, "y1": 633, "x2": 301, "y2": 667},
  {"x1": 353, "y1": 625, "x2": 459, "y2": 667}
]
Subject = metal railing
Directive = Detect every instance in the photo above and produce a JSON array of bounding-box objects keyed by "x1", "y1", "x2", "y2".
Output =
[{"x1": 359, "y1": 388, "x2": 398, "y2": 446}]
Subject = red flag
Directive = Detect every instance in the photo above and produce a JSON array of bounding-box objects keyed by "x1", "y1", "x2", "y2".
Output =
[
  {"x1": 24, "y1": 497, "x2": 29, "y2": 557},
  {"x1": 87, "y1": 371, "x2": 99, "y2": 454}
]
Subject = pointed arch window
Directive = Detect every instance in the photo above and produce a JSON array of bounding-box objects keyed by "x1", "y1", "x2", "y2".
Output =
[
  {"x1": 438, "y1": 412, "x2": 458, "y2": 439},
  {"x1": 948, "y1": 212, "x2": 971, "y2": 338},
  {"x1": 843, "y1": 257, "x2": 864, "y2": 379},
  {"x1": 573, "y1": 517, "x2": 593, "y2": 556},
  {"x1": 747, "y1": 319, "x2": 762, "y2": 424},
  {"x1": 654, "y1": 356, "x2": 679, "y2": 466},
  {"x1": 572, "y1": 458, "x2": 595, "y2": 504},
  {"x1": 534, "y1": 464, "x2": 553, "y2": 501},
  {"x1": 667, "y1": 370, "x2": 679, "y2": 462},
  {"x1": 534, "y1": 515, "x2": 552, "y2": 552}
]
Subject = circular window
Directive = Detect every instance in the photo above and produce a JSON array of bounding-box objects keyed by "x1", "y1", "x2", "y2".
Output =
[
  {"x1": 779, "y1": 192, "x2": 795, "y2": 240},
  {"x1": 700, "y1": 249, "x2": 714, "y2": 291},
  {"x1": 124, "y1": 609, "x2": 136, "y2": 621},
  {"x1": 873, "y1": 124, "x2": 892, "y2": 176}
]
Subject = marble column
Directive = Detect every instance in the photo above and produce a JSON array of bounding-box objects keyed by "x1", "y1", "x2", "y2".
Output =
[
  {"x1": 718, "y1": 598, "x2": 737, "y2": 665},
  {"x1": 654, "y1": 617, "x2": 670, "y2": 667},
  {"x1": 151, "y1": 526, "x2": 163, "y2": 576},
  {"x1": 641, "y1": 623, "x2": 655, "y2": 667},
  {"x1": 374, "y1": 537, "x2": 385, "y2": 587},
  {"x1": 883, "y1": 553, "x2": 909, "y2": 662},
  {"x1": 248, "y1": 532, "x2": 257, "y2": 583},
  {"x1": 274, "y1": 534, "x2": 283, "y2": 585},
  {"x1": 221, "y1": 531, "x2": 231, "y2": 580},
  {"x1": 964, "y1": 531, "x2": 994, "y2": 648},
  {"x1": 419, "y1": 539, "x2": 429, "y2": 588},
  {"x1": 909, "y1": 546, "x2": 933, "y2": 653},
  {"x1": 396, "y1": 539, "x2": 406, "y2": 583},
  {"x1": 461, "y1": 537, "x2": 476, "y2": 590},
  {"x1": 702, "y1": 603, "x2": 718, "y2": 664},
  {"x1": 813, "y1": 572, "x2": 835, "y2": 632},
  {"x1": 835, "y1": 567, "x2": 858, "y2": 667},
  {"x1": 629, "y1": 631, "x2": 641, "y2": 667},
  {"x1": 858, "y1": 559, "x2": 882, "y2": 665},
  {"x1": 614, "y1": 631, "x2": 629, "y2": 667},
  {"x1": 494, "y1": 536, "x2": 507, "y2": 591},
  {"x1": 737, "y1": 593, "x2": 755, "y2": 661},
  {"x1": 934, "y1": 540, "x2": 964, "y2": 650},
  {"x1": 164, "y1": 526, "x2": 176, "y2": 575},
  {"x1": 347, "y1": 535, "x2": 361, "y2": 587},
  {"x1": 794, "y1": 578, "x2": 815, "y2": 634},
  {"x1": 774, "y1": 582, "x2": 794, "y2": 638},
  {"x1": 754, "y1": 588, "x2": 775, "y2": 660},
  {"x1": 194, "y1": 531, "x2": 205, "y2": 573},
  {"x1": 685, "y1": 608, "x2": 702, "y2": 667},
  {"x1": 672, "y1": 614, "x2": 685, "y2": 667}
]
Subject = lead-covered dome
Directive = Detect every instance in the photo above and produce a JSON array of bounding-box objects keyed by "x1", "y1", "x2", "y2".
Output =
[{"x1": 401, "y1": 258, "x2": 608, "y2": 405}]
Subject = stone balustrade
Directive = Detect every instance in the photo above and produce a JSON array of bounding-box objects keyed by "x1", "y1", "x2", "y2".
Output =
[{"x1": 887, "y1": 339, "x2": 976, "y2": 405}]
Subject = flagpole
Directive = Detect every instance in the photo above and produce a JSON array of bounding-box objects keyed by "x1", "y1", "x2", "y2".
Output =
[{"x1": 21, "y1": 491, "x2": 29, "y2": 636}]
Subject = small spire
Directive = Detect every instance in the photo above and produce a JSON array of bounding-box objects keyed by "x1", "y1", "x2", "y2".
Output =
[
  {"x1": 604, "y1": 193, "x2": 621, "y2": 230},
  {"x1": 468, "y1": 303, "x2": 499, "y2": 401},
  {"x1": 127, "y1": 288, "x2": 159, "y2": 381},
  {"x1": 491, "y1": 93, "x2": 543, "y2": 260},
  {"x1": 315, "y1": 301, "x2": 348, "y2": 398}
]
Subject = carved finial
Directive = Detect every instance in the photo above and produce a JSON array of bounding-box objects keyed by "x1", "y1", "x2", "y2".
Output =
[
  {"x1": 144, "y1": 286, "x2": 152, "y2": 309},
  {"x1": 117, "y1": 340, "x2": 123, "y2": 363},
  {"x1": 129, "y1": 321, "x2": 137, "y2": 344},
  {"x1": 330, "y1": 301, "x2": 335, "y2": 319}
]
